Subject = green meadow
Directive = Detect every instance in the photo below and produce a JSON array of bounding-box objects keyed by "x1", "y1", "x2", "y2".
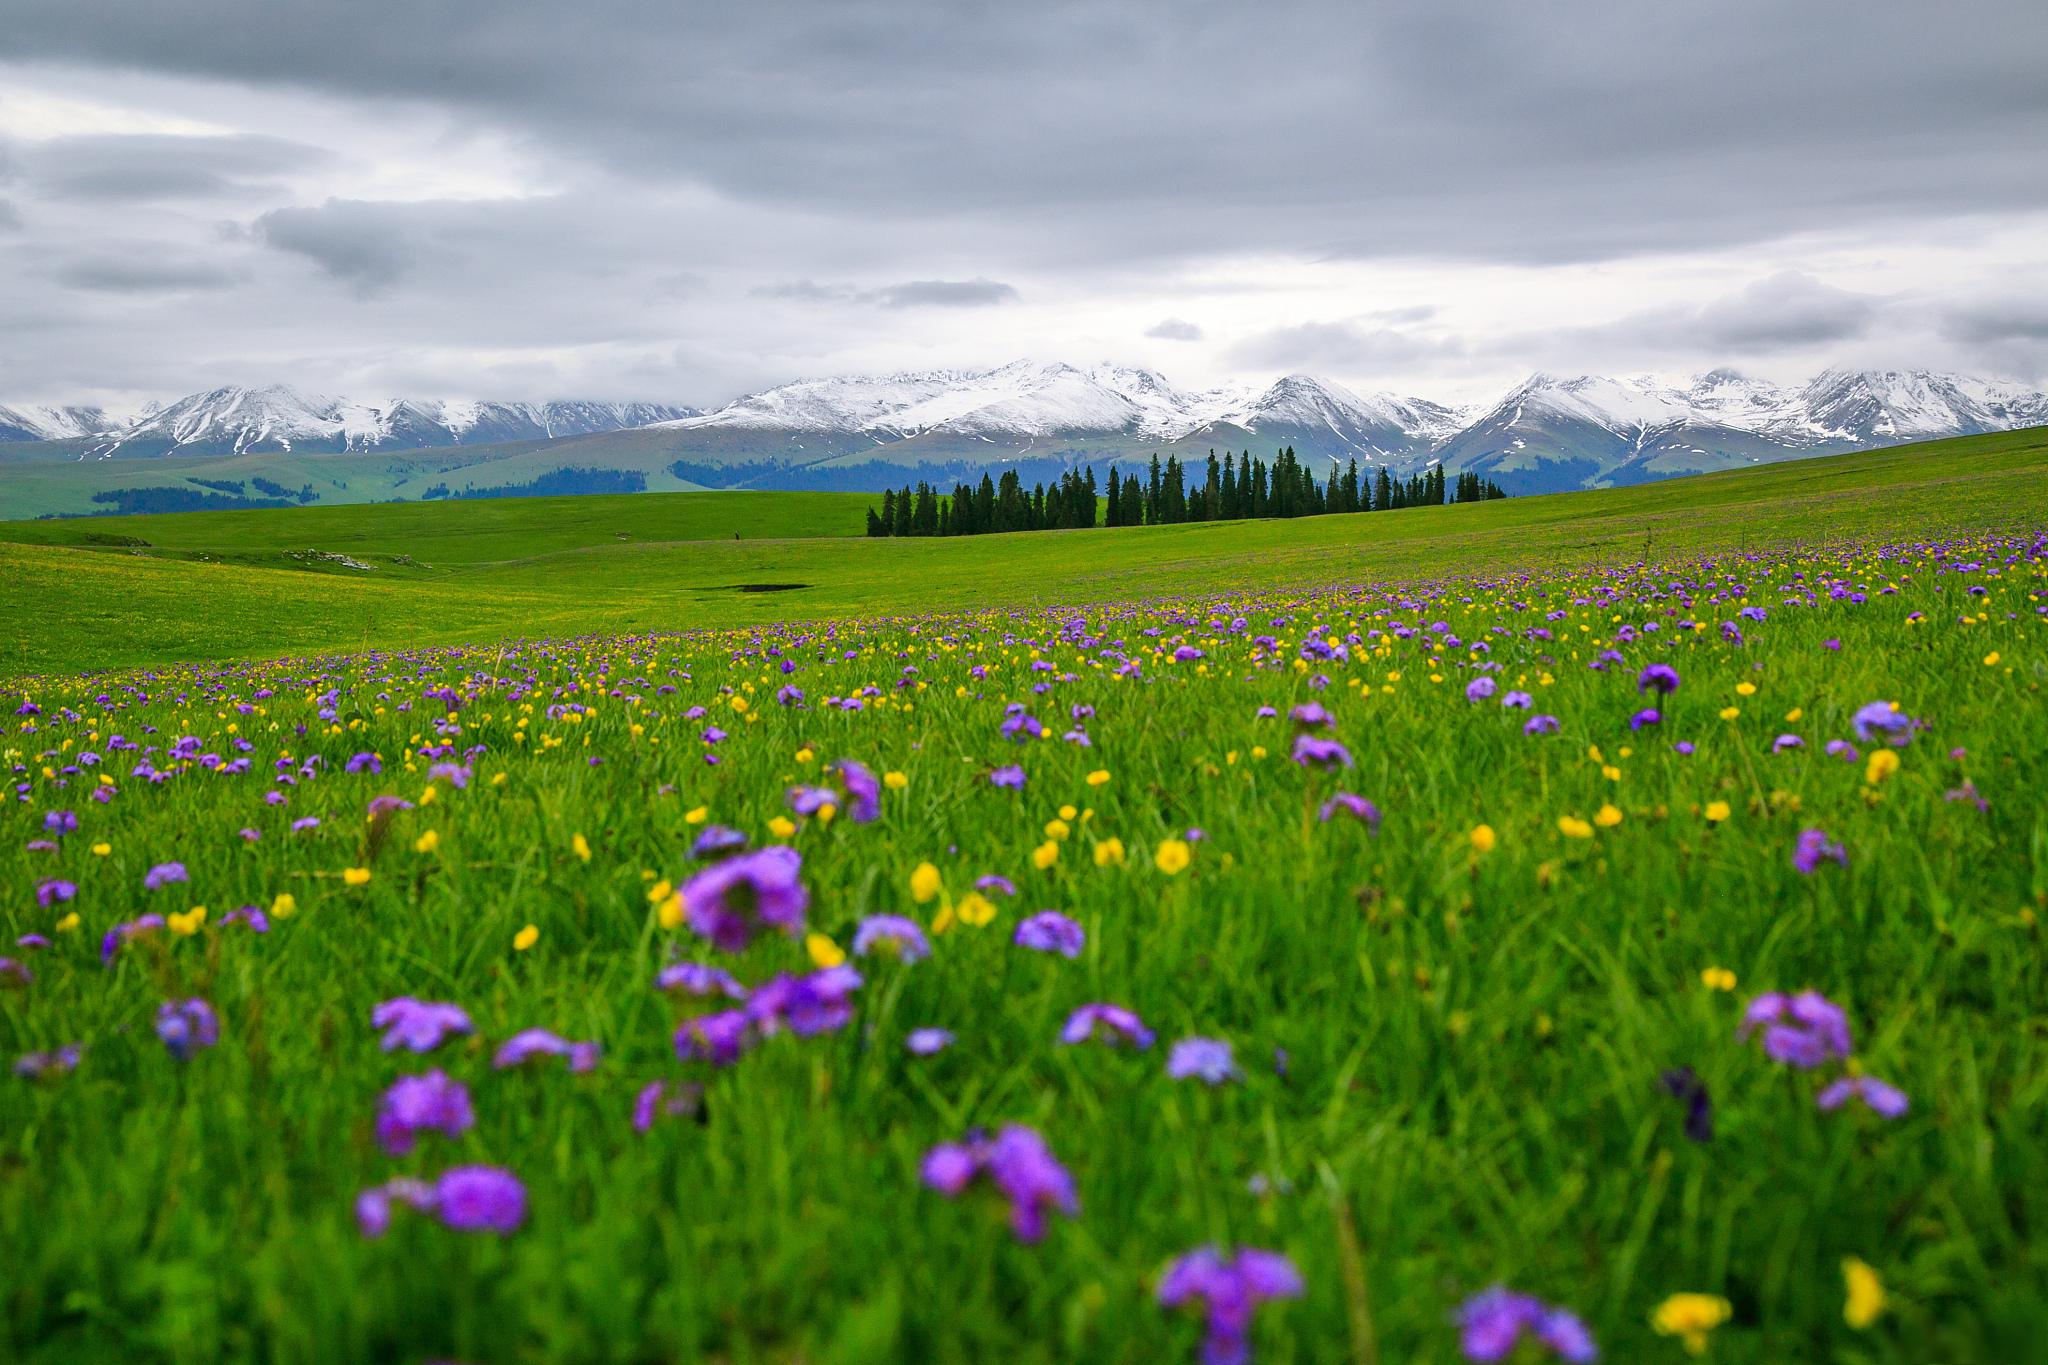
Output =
[
  {"x1": 3, "y1": 427, "x2": 2045, "y2": 677},
  {"x1": 2, "y1": 429, "x2": 2045, "y2": 1364}
]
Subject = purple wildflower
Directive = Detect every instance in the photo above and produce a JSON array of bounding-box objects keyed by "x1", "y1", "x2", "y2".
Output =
[
  {"x1": 689, "y1": 824, "x2": 749, "y2": 858},
  {"x1": 906, "y1": 1027, "x2": 955, "y2": 1055},
  {"x1": 13, "y1": 1043, "x2": 83, "y2": 1078},
  {"x1": 674, "y1": 1008, "x2": 754, "y2": 1066},
  {"x1": 680, "y1": 845, "x2": 809, "y2": 952},
  {"x1": 1159, "y1": 1245, "x2": 1304, "y2": 1365},
  {"x1": 920, "y1": 1125, "x2": 1078, "y2": 1242},
  {"x1": 1317, "y1": 792, "x2": 1381, "y2": 828},
  {"x1": 1168, "y1": 1037, "x2": 1239, "y2": 1085},
  {"x1": 633, "y1": 1079, "x2": 704, "y2": 1132},
  {"x1": 1852, "y1": 700, "x2": 1915, "y2": 746},
  {"x1": 375, "y1": 1070, "x2": 475, "y2": 1155},
  {"x1": 1739, "y1": 990, "x2": 1853, "y2": 1068},
  {"x1": 1289, "y1": 734, "x2": 1353, "y2": 769},
  {"x1": 1637, "y1": 663, "x2": 1680, "y2": 695},
  {"x1": 493, "y1": 1028, "x2": 600, "y2": 1073},
  {"x1": 1793, "y1": 828, "x2": 1847, "y2": 874},
  {"x1": 1014, "y1": 911, "x2": 1085, "y2": 959},
  {"x1": 989, "y1": 764, "x2": 1027, "y2": 789},
  {"x1": 1817, "y1": 1074, "x2": 1909, "y2": 1118},
  {"x1": 1524, "y1": 714, "x2": 1560, "y2": 736},
  {"x1": 833, "y1": 759, "x2": 882, "y2": 821},
  {"x1": 142, "y1": 861, "x2": 188, "y2": 891},
  {"x1": 852, "y1": 914, "x2": 930, "y2": 963},
  {"x1": 1061, "y1": 1003, "x2": 1155, "y2": 1049},
  {"x1": 371, "y1": 997, "x2": 474, "y2": 1052},
  {"x1": 1456, "y1": 1286, "x2": 1597, "y2": 1362},
  {"x1": 655, "y1": 961, "x2": 746, "y2": 998},
  {"x1": 35, "y1": 878, "x2": 76, "y2": 909},
  {"x1": 155, "y1": 998, "x2": 219, "y2": 1059}
]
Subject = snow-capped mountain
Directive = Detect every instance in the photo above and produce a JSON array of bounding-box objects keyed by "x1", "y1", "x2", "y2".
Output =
[
  {"x1": 661, "y1": 363, "x2": 1451, "y2": 459},
  {"x1": 0, "y1": 403, "x2": 111, "y2": 443},
  {"x1": 73, "y1": 386, "x2": 699, "y2": 457},
  {"x1": 659, "y1": 362, "x2": 1248, "y2": 443},
  {"x1": 3, "y1": 365, "x2": 2042, "y2": 510},
  {"x1": 1427, "y1": 368, "x2": 2048, "y2": 492}
]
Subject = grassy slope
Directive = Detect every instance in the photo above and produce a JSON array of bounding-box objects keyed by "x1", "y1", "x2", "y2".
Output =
[
  {"x1": 3, "y1": 427, "x2": 2043, "y2": 678},
  {"x1": 0, "y1": 488, "x2": 876, "y2": 567}
]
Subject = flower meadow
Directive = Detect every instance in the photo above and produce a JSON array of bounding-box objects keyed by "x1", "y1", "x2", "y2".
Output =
[{"x1": 4, "y1": 532, "x2": 2046, "y2": 1363}]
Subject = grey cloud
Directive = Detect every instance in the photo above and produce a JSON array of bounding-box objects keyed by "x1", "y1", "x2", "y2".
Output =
[
  {"x1": 22, "y1": 133, "x2": 327, "y2": 202},
  {"x1": 872, "y1": 278, "x2": 1017, "y2": 309},
  {"x1": 1145, "y1": 318, "x2": 1203, "y2": 341},
  {"x1": 0, "y1": 199, "x2": 21, "y2": 232},
  {"x1": 1509, "y1": 272, "x2": 1885, "y2": 360},
  {"x1": 1939, "y1": 296, "x2": 2048, "y2": 345},
  {"x1": 6, "y1": 1, "x2": 2044, "y2": 266},
  {"x1": 1227, "y1": 320, "x2": 1465, "y2": 371},
  {"x1": 753, "y1": 277, "x2": 1019, "y2": 308},
  {"x1": 255, "y1": 199, "x2": 426, "y2": 292},
  {"x1": 56, "y1": 253, "x2": 240, "y2": 293}
]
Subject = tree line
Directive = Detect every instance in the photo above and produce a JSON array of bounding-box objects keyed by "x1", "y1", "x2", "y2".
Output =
[{"x1": 864, "y1": 449, "x2": 1507, "y2": 537}]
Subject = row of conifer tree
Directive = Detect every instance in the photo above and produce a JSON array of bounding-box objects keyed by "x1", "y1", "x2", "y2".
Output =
[{"x1": 864, "y1": 449, "x2": 1507, "y2": 538}]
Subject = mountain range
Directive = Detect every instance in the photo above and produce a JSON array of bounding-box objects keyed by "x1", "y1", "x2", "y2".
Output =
[
  {"x1": 3, "y1": 364, "x2": 2044, "y2": 517},
  {"x1": 0, "y1": 387, "x2": 700, "y2": 456}
]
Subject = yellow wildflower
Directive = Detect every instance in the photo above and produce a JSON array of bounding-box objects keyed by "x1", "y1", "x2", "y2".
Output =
[
  {"x1": 271, "y1": 892, "x2": 297, "y2": 919},
  {"x1": 91, "y1": 841, "x2": 111, "y2": 857},
  {"x1": 1704, "y1": 800, "x2": 1731, "y2": 823},
  {"x1": 1086, "y1": 769, "x2": 1110, "y2": 786},
  {"x1": 343, "y1": 867, "x2": 372, "y2": 887},
  {"x1": 1093, "y1": 837, "x2": 1126, "y2": 868},
  {"x1": 1865, "y1": 749, "x2": 1899, "y2": 785},
  {"x1": 1154, "y1": 839, "x2": 1191, "y2": 874},
  {"x1": 883, "y1": 770, "x2": 908, "y2": 790},
  {"x1": 1032, "y1": 840, "x2": 1060, "y2": 870},
  {"x1": 1700, "y1": 966, "x2": 1737, "y2": 992},
  {"x1": 910, "y1": 861, "x2": 942, "y2": 903},
  {"x1": 955, "y1": 891, "x2": 996, "y2": 926},
  {"x1": 1594, "y1": 803, "x2": 1623, "y2": 828},
  {"x1": 1651, "y1": 1293, "x2": 1731, "y2": 1355},
  {"x1": 767, "y1": 815, "x2": 797, "y2": 839},
  {"x1": 55, "y1": 911, "x2": 81, "y2": 934},
  {"x1": 168, "y1": 906, "x2": 207, "y2": 936},
  {"x1": 572, "y1": 832, "x2": 592, "y2": 862},
  {"x1": 1842, "y1": 1257, "x2": 1885, "y2": 1329},
  {"x1": 806, "y1": 933, "x2": 846, "y2": 968},
  {"x1": 1469, "y1": 824, "x2": 1497, "y2": 854},
  {"x1": 414, "y1": 829, "x2": 440, "y2": 854},
  {"x1": 1557, "y1": 816, "x2": 1594, "y2": 839},
  {"x1": 513, "y1": 924, "x2": 539, "y2": 951},
  {"x1": 685, "y1": 805, "x2": 709, "y2": 824}
]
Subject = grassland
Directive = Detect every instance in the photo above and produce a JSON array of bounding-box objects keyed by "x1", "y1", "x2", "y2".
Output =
[
  {"x1": 3, "y1": 426, "x2": 2044, "y2": 678},
  {"x1": 3, "y1": 430, "x2": 2045, "y2": 1363}
]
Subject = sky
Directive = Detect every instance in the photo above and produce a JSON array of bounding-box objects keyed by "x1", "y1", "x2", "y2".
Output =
[{"x1": 2, "y1": 0, "x2": 2045, "y2": 412}]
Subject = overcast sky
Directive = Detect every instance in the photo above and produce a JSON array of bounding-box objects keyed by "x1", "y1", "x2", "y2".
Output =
[{"x1": 3, "y1": 0, "x2": 2045, "y2": 410}]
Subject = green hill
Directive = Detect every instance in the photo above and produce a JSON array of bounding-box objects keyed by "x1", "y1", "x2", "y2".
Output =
[{"x1": 4, "y1": 426, "x2": 2043, "y2": 678}]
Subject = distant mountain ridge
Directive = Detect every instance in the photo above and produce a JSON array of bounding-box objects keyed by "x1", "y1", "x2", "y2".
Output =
[
  {"x1": 22, "y1": 386, "x2": 702, "y2": 457},
  {"x1": 4, "y1": 365, "x2": 2044, "y2": 507}
]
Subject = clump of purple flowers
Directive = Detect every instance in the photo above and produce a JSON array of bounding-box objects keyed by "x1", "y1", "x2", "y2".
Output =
[
  {"x1": 375, "y1": 1070, "x2": 475, "y2": 1155},
  {"x1": 1158, "y1": 1245, "x2": 1304, "y2": 1365},
  {"x1": 1014, "y1": 911, "x2": 1085, "y2": 959},
  {"x1": 1792, "y1": 828, "x2": 1847, "y2": 874},
  {"x1": 357, "y1": 1165, "x2": 527, "y2": 1238},
  {"x1": 1456, "y1": 1285, "x2": 1597, "y2": 1362},
  {"x1": 493, "y1": 1028, "x2": 601, "y2": 1073},
  {"x1": 155, "y1": 998, "x2": 219, "y2": 1059},
  {"x1": 920, "y1": 1125, "x2": 1078, "y2": 1242},
  {"x1": 1738, "y1": 990, "x2": 1852, "y2": 1068},
  {"x1": 372, "y1": 997, "x2": 474, "y2": 1053},
  {"x1": 1168, "y1": 1037, "x2": 1239, "y2": 1085},
  {"x1": 680, "y1": 845, "x2": 809, "y2": 952},
  {"x1": 1060, "y1": 1003, "x2": 1155, "y2": 1049}
]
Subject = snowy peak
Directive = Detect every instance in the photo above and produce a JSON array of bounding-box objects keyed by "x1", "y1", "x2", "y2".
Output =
[
  {"x1": 78, "y1": 387, "x2": 700, "y2": 456},
  {"x1": 1791, "y1": 368, "x2": 2001, "y2": 443},
  {"x1": 0, "y1": 403, "x2": 112, "y2": 443}
]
